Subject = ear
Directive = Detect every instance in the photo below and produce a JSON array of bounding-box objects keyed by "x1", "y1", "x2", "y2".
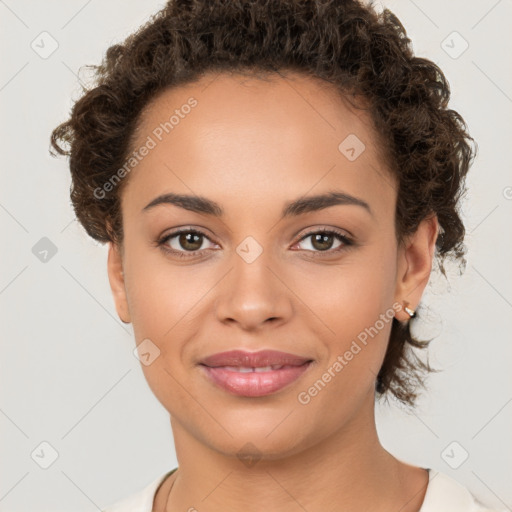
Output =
[
  {"x1": 107, "y1": 241, "x2": 131, "y2": 324},
  {"x1": 393, "y1": 215, "x2": 439, "y2": 322}
]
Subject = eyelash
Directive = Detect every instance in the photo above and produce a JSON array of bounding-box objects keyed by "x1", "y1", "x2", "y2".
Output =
[{"x1": 156, "y1": 227, "x2": 354, "y2": 259}]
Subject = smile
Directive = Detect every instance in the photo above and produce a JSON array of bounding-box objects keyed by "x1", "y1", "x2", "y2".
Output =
[{"x1": 199, "y1": 361, "x2": 313, "y2": 397}]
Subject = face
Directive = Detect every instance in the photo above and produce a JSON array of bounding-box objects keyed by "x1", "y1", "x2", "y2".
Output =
[{"x1": 108, "y1": 71, "x2": 437, "y2": 459}]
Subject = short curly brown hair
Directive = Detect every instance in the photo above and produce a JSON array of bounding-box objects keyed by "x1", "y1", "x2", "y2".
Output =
[{"x1": 50, "y1": 0, "x2": 476, "y2": 407}]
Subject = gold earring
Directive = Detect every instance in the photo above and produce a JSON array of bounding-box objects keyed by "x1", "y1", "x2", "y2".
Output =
[{"x1": 403, "y1": 301, "x2": 416, "y2": 318}]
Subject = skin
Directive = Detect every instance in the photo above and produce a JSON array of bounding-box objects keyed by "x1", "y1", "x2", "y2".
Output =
[{"x1": 107, "y1": 71, "x2": 438, "y2": 512}]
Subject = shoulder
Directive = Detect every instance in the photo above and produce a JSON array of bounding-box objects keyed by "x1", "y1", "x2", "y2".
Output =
[
  {"x1": 101, "y1": 468, "x2": 178, "y2": 512},
  {"x1": 420, "y1": 469, "x2": 507, "y2": 512}
]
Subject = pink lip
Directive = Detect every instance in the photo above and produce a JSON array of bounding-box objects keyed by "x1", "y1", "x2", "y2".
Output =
[
  {"x1": 200, "y1": 349, "x2": 311, "y2": 368},
  {"x1": 199, "y1": 350, "x2": 313, "y2": 397}
]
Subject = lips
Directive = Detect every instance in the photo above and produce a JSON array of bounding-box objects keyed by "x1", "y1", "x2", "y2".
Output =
[
  {"x1": 200, "y1": 349, "x2": 312, "y2": 368},
  {"x1": 199, "y1": 350, "x2": 313, "y2": 397}
]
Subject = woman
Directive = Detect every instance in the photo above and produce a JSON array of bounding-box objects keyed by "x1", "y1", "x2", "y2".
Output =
[{"x1": 50, "y1": 1, "x2": 502, "y2": 511}]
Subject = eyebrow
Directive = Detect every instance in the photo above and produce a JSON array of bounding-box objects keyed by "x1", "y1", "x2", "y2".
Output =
[{"x1": 142, "y1": 191, "x2": 373, "y2": 218}]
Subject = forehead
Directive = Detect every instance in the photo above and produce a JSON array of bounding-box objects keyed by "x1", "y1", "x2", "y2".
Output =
[{"x1": 123, "y1": 71, "x2": 396, "y2": 218}]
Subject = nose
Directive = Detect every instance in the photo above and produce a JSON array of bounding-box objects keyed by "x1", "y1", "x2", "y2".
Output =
[{"x1": 214, "y1": 250, "x2": 294, "y2": 332}]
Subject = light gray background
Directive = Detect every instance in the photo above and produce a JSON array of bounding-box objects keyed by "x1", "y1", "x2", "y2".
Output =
[{"x1": 1, "y1": 1, "x2": 511, "y2": 510}]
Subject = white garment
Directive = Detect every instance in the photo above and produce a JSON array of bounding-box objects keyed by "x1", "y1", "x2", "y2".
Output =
[{"x1": 101, "y1": 468, "x2": 506, "y2": 512}]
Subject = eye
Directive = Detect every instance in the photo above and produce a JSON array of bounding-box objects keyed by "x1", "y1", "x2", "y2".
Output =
[
  {"x1": 156, "y1": 227, "x2": 353, "y2": 260},
  {"x1": 157, "y1": 228, "x2": 218, "y2": 258},
  {"x1": 294, "y1": 228, "x2": 353, "y2": 254}
]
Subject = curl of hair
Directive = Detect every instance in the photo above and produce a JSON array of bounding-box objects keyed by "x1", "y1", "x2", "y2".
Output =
[{"x1": 50, "y1": 0, "x2": 477, "y2": 408}]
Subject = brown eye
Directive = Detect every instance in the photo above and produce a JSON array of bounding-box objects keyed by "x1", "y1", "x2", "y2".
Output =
[
  {"x1": 158, "y1": 229, "x2": 217, "y2": 257},
  {"x1": 177, "y1": 232, "x2": 203, "y2": 251},
  {"x1": 295, "y1": 229, "x2": 352, "y2": 254},
  {"x1": 310, "y1": 232, "x2": 336, "y2": 251}
]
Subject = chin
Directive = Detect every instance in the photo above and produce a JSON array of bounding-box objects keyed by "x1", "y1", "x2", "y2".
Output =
[
  {"x1": 211, "y1": 435, "x2": 308, "y2": 464},
  {"x1": 199, "y1": 417, "x2": 314, "y2": 462}
]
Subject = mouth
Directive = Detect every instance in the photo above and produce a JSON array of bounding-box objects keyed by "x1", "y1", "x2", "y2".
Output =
[
  {"x1": 210, "y1": 364, "x2": 302, "y2": 372},
  {"x1": 198, "y1": 350, "x2": 313, "y2": 397}
]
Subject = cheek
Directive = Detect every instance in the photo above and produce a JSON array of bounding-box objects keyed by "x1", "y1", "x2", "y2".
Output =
[
  {"x1": 124, "y1": 248, "x2": 209, "y2": 340},
  {"x1": 293, "y1": 247, "x2": 397, "y2": 382},
  {"x1": 124, "y1": 257, "x2": 204, "y2": 413},
  {"x1": 294, "y1": 245, "x2": 396, "y2": 333},
  {"x1": 293, "y1": 286, "x2": 395, "y2": 421},
  {"x1": 123, "y1": 250, "x2": 219, "y2": 402}
]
